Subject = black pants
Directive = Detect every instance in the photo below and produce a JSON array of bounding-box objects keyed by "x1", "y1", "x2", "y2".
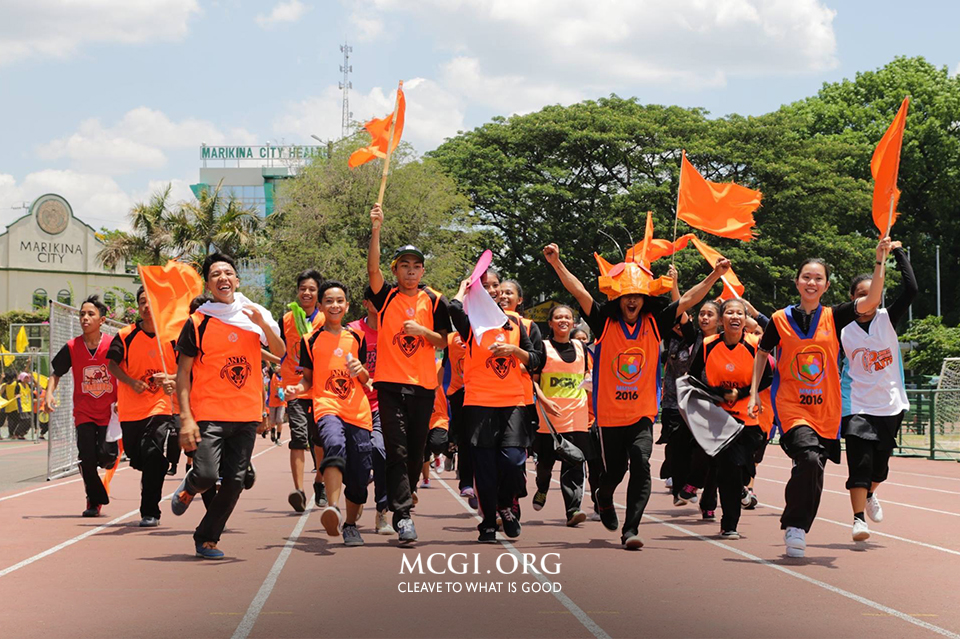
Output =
[
  {"x1": 690, "y1": 446, "x2": 719, "y2": 511},
  {"x1": 597, "y1": 419, "x2": 653, "y2": 540},
  {"x1": 666, "y1": 417, "x2": 697, "y2": 498},
  {"x1": 844, "y1": 435, "x2": 892, "y2": 490},
  {"x1": 424, "y1": 427, "x2": 449, "y2": 459},
  {"x1": 448, "y1": 390, "x2": 474, "y2": 492},
  {"x1": 166, "y1": 416, "x2": 182, "y2": 468},
  {"x1": 780, "y1": 426, "x2": 837, "y2": 532},
  {"x1": 378, "y1": 389, "x2": 433, "y2": 526},
  {"x1": 473, "y1": 445, "x2": 527, "y2": 533},
  {"x1": 534, "y1": 432, "x2": 587, "y2": 517},
  {"x1": 75, "y1": 422, "x2": 112, "y2": 506},
  {"x1": 121, "y1": 415, "x2": 173, "y2": 519},
  {"x1": 186, "y1": 421, "x2": 257, "y2": 545}
]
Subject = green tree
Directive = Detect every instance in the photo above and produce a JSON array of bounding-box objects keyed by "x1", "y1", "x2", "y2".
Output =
[
  {"x1": 96, "y1": 185, "x2": 176, "y2": 270},
  {"x1": 265, "y1": 137, "x2": 494, "y2": 317},
  {"x1": 902, "y1": 316, "x2": 960, "y2": 376},
  {"x1": 168, "y1": 179, "x2": 265, "y2": 266}
]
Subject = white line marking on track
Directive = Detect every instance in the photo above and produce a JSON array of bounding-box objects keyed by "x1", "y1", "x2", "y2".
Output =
[
  {"x1": 756, "y1": 461, "x2": 960, "y2": 495},
  {"x1": 0, "y1": 441, "x2": 284, "y2": 578},
  {"x1": 437, "y1": 477, "x2": 612, "y2": 639},
  {"x1": 0, "y1": 467, "x2": 131, "y2": 503},
  {"x1": 231, "y1": 502, "x2": 314, "y2": 639}
]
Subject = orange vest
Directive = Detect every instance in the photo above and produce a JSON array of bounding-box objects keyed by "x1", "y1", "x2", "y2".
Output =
[
  {"x1": 374, "y1": 286, "x2": 442, "y2": 390},
  {"x1": 702, "y1": 333, "x2": 759, "y2": 426},
  {"x1": 429, "y1": 386, "x2": 450, "y2": 431},
  {"x1": 268, "y1": 374, "x2": 285, "y2": 408},
  {"x1": 307, "y1": 327, "x2": 372, "y2": 430},
  {"x1": 463, "y1": 317, "x2": 525, "y2": 408},
  {"x1": 594, "y1": 314, "x2": 662, "y2": 427},
  {"x1": 187, "y1": 314, "x2": 263, "y2": 423},
  {"x1": 115, "y1": 323, "x2": 176, "y2": 422},
  {"x1": 538, "y1": 340, "x2": 589, "y2": 434},
  {"x1": 771, "y1": 306, "x2": 842, "y2": 439},
  {"x1": 280, "y1": 309, "x2": 324, "y2": 397},
  {"x1": 446, "y1": 332, "x2": 467, "y2": 396},
  {"x1": 505, "y1": 311, "x2": 535, "y2": 405}
]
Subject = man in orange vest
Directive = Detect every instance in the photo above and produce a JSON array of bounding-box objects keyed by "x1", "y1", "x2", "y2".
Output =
[{"x1": 170, "y1": 253, "x2": 285, "y2": 559}]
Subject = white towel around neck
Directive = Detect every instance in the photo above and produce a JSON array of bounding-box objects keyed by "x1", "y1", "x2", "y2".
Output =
[{"x1": 197, "y1": 292, "x2": 280, "y2": 344}]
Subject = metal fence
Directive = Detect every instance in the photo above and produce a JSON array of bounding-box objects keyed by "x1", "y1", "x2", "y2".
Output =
[
  {"x1": 893, "y1": 388, "x2": 960, "y2": 460},
  {"x1": 0, "y1": 352, "x2": 49, "y2": 444}
]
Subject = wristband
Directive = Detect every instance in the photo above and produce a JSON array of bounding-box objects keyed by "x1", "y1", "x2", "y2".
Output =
[{"x1": 876, "y1": 261, "x2": 882, "y2": 265}]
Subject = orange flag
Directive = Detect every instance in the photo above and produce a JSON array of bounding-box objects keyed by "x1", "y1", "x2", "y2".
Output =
[
  {"x1": 677, "y1": 150, "x2": 762, "y2": 241},
  {"x1": 689, "y1": 236, "x2": 744, "y2": 300},
  {"x1": 871, "y1": 97, "x2": 909, "y2": 235},
  {"x1": 623, "y1": 214, "x2": 693, "y2": 264},
  {"x1": 348, "y1": 84, "x2": 406, "y2": 168},
  {"x1": 138, "y1": 261, "x2": 204, "y2": 356}
]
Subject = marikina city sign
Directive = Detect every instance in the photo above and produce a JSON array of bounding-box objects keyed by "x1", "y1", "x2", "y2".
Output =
[{"x1": 200, "y1": 145, "x2": 326, "y2": 161}]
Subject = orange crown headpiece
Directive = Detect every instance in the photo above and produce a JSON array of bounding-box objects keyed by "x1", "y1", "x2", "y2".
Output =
[{"x1": 595, "y1": 212, "x2": 675, "y2": 301}]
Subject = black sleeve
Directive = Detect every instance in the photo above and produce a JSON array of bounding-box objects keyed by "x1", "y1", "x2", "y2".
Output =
[
  {"x1": 527, "y1": 320, "x2": 543, "y2": 353},
  {"x1": 584, "y1": 300, "x2": 608, "y2": 340},
  {"x1": 300, "y1": 333, "x2": 315, "y2": 370},
  {"x1": 518, "y1": 320, "x2": 543, "y2": 373},
  {"x1": 755, "y1": 354, "x2": 773, "y2": 394},
  {"x1": 447, "y1": 300, "x2": 472, "y2": 342},
  {"x1": 758, "y1": 319, "x2": 781, "y2": 352},
  {"x1": 279, "y1": 319, "x2": 287, "y2": 346},
  {"x1": 655, "y1": 300, "x2": 681, "y2": 337},
  {"x1": 832, "y1": 300, "x2": 858, "y2": 332},
  {"x1": 52, "y1": 344, "x2": 72, "y2": 377},
  {"x1": 688, "y1": 342, "x2": 706, "y2": 382},
  {"x1": 105, "y1": 333, "x2": 125, "y2": 365},
  {"x1": 176, "y1": 318, "x2": 198, "y2": 358},
  {"x1": 370, "y1": 285, "x2": 390, "y2": 312},
  {"x1": 432, "y1": 295, "x2": 451, "y2": 333},
  {"x1": 755, "y1": 312, "x2": 771, "y2": 330},
  {"x1": 357, "y1": 336, "x2": 367, "y2": 368},
  {"x1": 886, "y1": 247, "x2": 917, "y2": 327}
]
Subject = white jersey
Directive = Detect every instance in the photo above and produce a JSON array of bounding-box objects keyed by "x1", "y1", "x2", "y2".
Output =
[{"x1": 840, "y1": 308, "x2": 909, "y2": 417}]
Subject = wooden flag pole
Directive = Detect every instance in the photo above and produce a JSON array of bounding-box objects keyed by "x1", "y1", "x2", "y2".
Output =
[
  {"x1": 376, "y1": 80, "x2": 404, "y2": 207},
  {"x1": 672, "y1": 150, "x2": 684, "y2": 268}
]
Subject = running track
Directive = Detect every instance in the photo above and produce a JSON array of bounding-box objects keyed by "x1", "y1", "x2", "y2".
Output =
[{"x1": 1, "y1": 432, "x2": 959, "y2": 639}]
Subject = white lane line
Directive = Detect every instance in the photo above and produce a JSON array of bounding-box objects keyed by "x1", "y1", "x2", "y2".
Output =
[
  {"x1": 0, "y1": 467, "x2": 132, "y2": 503},
  {"x1": 0, "y1": 441, "x2": 283, "y2": 578},
  {"x1": 231, "y1": 502, "x2": 314, "y2": 639},
  {"x1": 756, "y1": 461, "x2": 960, "y2": 495},
  {"x1": 437, "y1": 477, "x2": 612, "y2": 639},
  {"x1": 754, "y1": 476, "x2": 960, "y2": 518}
]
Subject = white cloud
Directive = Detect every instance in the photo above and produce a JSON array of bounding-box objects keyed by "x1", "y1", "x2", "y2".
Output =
[
  {"x1": 37, "y1": 107, "x2": 258, "y2": 174},
  {"x1": 256, "y1": 0, "x2": 310, "y2": 28},
  {"x1": 0, "y1": 0, "x2": 200, "y2": 66}
]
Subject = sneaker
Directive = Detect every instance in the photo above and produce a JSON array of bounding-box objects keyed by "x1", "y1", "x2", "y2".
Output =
[
  {"x1": 444, "y1": 456, "x2": 455, "y2": 472},
  {"x1": 478, "y1": 529, "x2": 497, "y2": 544},
  {"x1": 289, "y1": 490, "x2": 307, "y2": 513},
  {"x1": 598, "y1": 504, "x2": 619, "y2": 532},
  {"x1": 679, "y1": 484, "x2": 698, "y2": 503},
  {"x1": 171, "y1": 476, "x2": 195, "y2": 516},
  {"x1": 720, "y1": 530, "x2": 741, "y2": 540},
  {"x1": 460, "y1": 487, "x2": 478, "y2": 510},
  {"x1": 664, "y1": 477, "x2": 673, "y2": 491},
  {"x1": 320, "y1": 505, "x2": 342, "y2": 536},
  {"x1": 342, "y1": 523, "x2": 364, "y2": 547},
  {"x1": 866, "y1": 494, "x2": 883, "y2": 523},
  {"x1": 243, "y1": 464, "x2": 256, "y2": 490},
  {"x1": 195, "y1": 542, "x2": 224, "y2": 560},
  {"x1": 166, "y1": 463, "x2": 177, "y2": 477},
  {"x1": 434, "y1": 457, "x2": 442, "y2": 470},
  {"x1": 139, "y1": 516, "x2": 160, "y2": 528},
  {"x1": 673, "y1": 495, "x2": 686, "y2": 507},
  {"x1": 375, "y1": 510, "x2": 395, "y2": 535},
  {"x1": 852, "y1": 518, "x2": 870, "y2": 542},
  {"x1": 420, "y1": 478, "x2": 431, "y2": 489},
  {"x1": 397, "y1": 517, "x2": 417, "y2": 544},
  {"x1": 784, "y1": 527, "x2": 806, "y2": 558},
  {"x1": 622, "y1": 534, "x2": 644, "y2": 550},
  {"x1": 566, "y1": 510, "x2": 587, "y2": 527},
  {"x1": 532, "y1": 490, "x2": 548, "y2": 511},
  {"x1": 701, "y1": 509, "x2": 716, "y2": 521},
  {"x1": 82, "y1": 502, "x2": 102, "y2": 518},
  {"x1": 313, "y1": 482, "x2": 327, "y2": 508},
  {"x1": 275, "y1": 437, "x2": 282, "y2": 447},
  {"x1": 591, "y1": 509, "x2": 602, "y2": 522},
  {"x1": 499, "y1": 508, "x2": 522, "y2": 538},
  {"x1": 743, "y1": 488, "x2": 758, "y2": 510}
]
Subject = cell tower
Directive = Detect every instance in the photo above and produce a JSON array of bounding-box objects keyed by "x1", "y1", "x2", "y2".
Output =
[{"x1": 339, "y1": 42, "x2": 353, "y2": 139}]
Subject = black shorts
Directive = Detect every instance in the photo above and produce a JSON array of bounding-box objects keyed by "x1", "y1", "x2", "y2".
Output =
[
  {"x1": 464, "y1": 405, "x2": 531, "y2": 449},
  {"x1": 841, "y1": 412, "x2": 903, "y2": 451},
  {"x1": 287, "y1": 398, "x2": 318, "y2": 450}
]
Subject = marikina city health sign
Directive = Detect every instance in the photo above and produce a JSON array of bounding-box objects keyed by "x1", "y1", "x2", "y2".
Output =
[{"x1": 200, "y1": 145, "x2": 326, "y2": 161}]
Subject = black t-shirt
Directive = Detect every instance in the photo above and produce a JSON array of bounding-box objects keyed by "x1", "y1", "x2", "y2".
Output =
[
  {"x1": 544, "y1": 338, "x2": 589, "y2": 374},
  {"x1": 758, "y1": 301, "x2": 858, "y2": 352},
  {"x1": 584, "y1": 297, "x2": 679, "y2": 341}
]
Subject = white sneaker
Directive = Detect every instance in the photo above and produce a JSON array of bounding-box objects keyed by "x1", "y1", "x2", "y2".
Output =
[
  {"x1": 852, "y1": 518, "x2": 870, "y2": 542},
  {"x1": 375, "y1": 510, "x2": 395, "y2": 536},
  {"x1": 784, "y1": 527, "x2": 806, "y2": 558},
  {"x1": 664, "y1": 477, "x2": 673, "y2": 490},
  {"x1": 866, "y1": 494, "x2": 883, "y2": 523}
]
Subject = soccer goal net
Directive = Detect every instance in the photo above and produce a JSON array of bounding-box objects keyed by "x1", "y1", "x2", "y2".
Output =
[
  {"x1": 932, "y1": 358, "x2": 960, "y2": 459},
  {"x1": 46, "y1": 301, "x2": 125, "y2": 480}
]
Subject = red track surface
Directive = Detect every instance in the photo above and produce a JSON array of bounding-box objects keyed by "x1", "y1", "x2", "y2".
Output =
[{"x1": 1, "y1": 432, "x2": 959, "y2": 639}]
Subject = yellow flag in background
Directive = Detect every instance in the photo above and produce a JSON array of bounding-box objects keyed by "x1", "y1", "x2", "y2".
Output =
[
  {"x1": 1, "y1": 345, "x2": 13, "y2": 366},
  {"x1": 16, "y1": 327, "x2": 28, "y2": 353}
]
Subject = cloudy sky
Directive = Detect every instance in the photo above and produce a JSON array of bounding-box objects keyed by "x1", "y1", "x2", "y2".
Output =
[{"x1": 1, "y1": 0, "x2": 957, "y2": 229}]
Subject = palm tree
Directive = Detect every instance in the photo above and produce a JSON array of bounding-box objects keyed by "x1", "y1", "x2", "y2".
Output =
[
  {"x1": 97, "y1": 185, "x2": 175, "y2": 270},
  {"x1": 167, "y1": 179, "x2": 265, "y2": 265}
]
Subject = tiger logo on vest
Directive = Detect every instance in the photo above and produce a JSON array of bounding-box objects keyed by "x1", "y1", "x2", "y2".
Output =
[
  {"x1": 393, "y1": 332, "x2": 424, "y2": 358},
  {"x1": 81, "y1": 365, "x2": 114, "y2": 398},
  {"x1": 486, "y1": 355, "x2": 516, "y2": 380},
  {"x1": 140, "y1": 368, "x2": 162, "y2": 393},
  {"x1": 220, "y1": 356, "x2": 251, "y2": 389},
  {"x1": 325, "y1": 370, "x2": 352, "y2": 400}
]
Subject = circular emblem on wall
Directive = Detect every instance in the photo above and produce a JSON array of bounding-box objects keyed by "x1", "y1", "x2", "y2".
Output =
[{"x1": 32, "y1": 194, "x2": 71, "y2": 235}]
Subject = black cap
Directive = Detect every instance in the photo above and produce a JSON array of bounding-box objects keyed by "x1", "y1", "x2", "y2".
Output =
[{"x1": 391, "y1": 245, "x2": 425, "y2": 266}]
